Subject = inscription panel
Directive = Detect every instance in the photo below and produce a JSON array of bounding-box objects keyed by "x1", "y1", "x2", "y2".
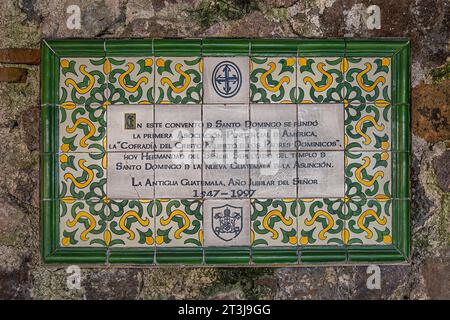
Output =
[{"x1": 106, "y1": 104, "x2": 345, "y2": 201}]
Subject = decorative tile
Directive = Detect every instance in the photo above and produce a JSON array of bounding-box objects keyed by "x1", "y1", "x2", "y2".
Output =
[
  {"x1": 59, "y1": 153, "x2": 106, "y2": 200},
  {"x1": 345, "y1": 197, "x2": 392, "y2": 245},
  {"x1": 59, "y1": 57, "x2": 108, "y2": 106},
  {"x1": 297, "y1": 151, "x2": 344, "y2": 198},
  {"x1": 59, "y1": 104, "x2": 106, "y2": 153},
  {"x1": 297, "y1": 57, "x2": 345, "y2": 104},
  {"x1": 250, "y1": 151, "x2": 297, "y2": 198},
  {"x1": 60, "y1": 199, "x2": 108, "y2": 247},
  {"x1": 107, "y1": 57, "x2": 154, "y2": 104},
  {"x1": 107, "y1": 104, "x2": 155, "y2": 152},
  {"x1": 203, "y1": 199, "x2": 251, "y2": 246},
  {"x1": 251, "y1": 199, "x2": 297, "y2": 246},
  {"x1": 203, "y1": 151, "x2": 250, "y2": 198},
  {"x1": 107, "y1": 152, "x2": 154, "y2": 199},
  {"x1": 345, "y1": 103, "x2": 391, "y2": 151},
  {"x1": 154, "y1": 104, "x2": 202, "y2": 152},
  {"x1": 344, "y1": 57, "x2": 391, "y2": 106},
  {"x1": 297, "y1": 103, "x2": 344, "y2": 151},
  {"x1": 108, "y1": 199, "x2": 154, "y2": 247},
  {"x1": 44, "y1": 39, "x2": 410, "y2": 265},
  {"x1": 250, "y1": 104, "x2": 297, "y2": 151},
  {"x1": 345, "y1": 151, "x2": 391, "y2": 199},
  {"x1": 250, "y1": 57, "x2": 296, "y2": 103},
  {"x1": 154, "y1": 152, "x2": 202, "y2": 198},
  {"x1": 154, "y1": 199, "x2": 203, "y2": 247},
  {"x1": 203, "y1": 57, "x2": 250, "y2": 104},
  {"x1": 155, "y1": 57, "x2": 202, "y2": 104},
  {"x1": 298, "y1": 198, "x2": 346, "y2": 245},
  {"x1": 203, "y1": 104, "x2": 249, "y2": 151}
]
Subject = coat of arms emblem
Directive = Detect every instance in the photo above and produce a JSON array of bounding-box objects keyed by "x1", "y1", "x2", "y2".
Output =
[{"x1": 212, "y1": 205, "x2": 243, "y2": 241}]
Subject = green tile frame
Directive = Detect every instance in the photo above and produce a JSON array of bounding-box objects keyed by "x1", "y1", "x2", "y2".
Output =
[{"x1": 41, "y1": 38, "x2": 410, "y2": 265}]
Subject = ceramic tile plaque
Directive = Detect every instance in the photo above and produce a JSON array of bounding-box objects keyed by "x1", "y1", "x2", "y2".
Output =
[{"x1": 41, "y1": 39, "x2": 410, "y2": 265}]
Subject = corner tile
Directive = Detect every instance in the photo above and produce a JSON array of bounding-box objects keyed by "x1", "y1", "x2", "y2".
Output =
[
  {"x1": 60, "y1": 199, "x2": 109, "y2": 247},
  {"x1": 345, "y1": 57, "x2": 391, "y2": 106},
  {"x1": 345, "y1": 197, "x2": 393, "y2": 245},
  {"x1": 59, "y1": 57, "x2": 108, "y2": 106}
]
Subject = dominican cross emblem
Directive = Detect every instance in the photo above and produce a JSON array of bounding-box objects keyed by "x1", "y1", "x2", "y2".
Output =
[
  {"x1": 211, "y1": 204, "x2": 243, "y2": 241},
  {"x1": 212, "y1": 61, "x2": 242, "y2": 98}
]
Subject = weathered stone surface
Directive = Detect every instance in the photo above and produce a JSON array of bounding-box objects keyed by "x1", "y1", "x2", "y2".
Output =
[
  {"x1": 348, "y1": 265, "x2": 412, "y2": 299},
  {"x1": 84, "y1": 269, "x2": 141, "y2": 300},
  {"x1": 203, "y1": 11, "x2": 285, "y2": 37},
  {"x1": 0, "y1": 48, "x2": 40, "y2": 65},
  {"x1": 433, "y1": 150, "x2": 450, "y2": 192},
  {"x1": 0, "y1": 67, "x2": 28, "y2": 83},
  {"x1": 412, "y1": 80, "x2": 450, "y2": 143},
  {"x1": 421, "y1": 249, "x2": 450, "y2": 299},
  {"x1": 275, "y1": 267, "x2": 351, "y2": 299},
  {"x1": 19, "y1": 106, "x2": 39, "y2": 153},
  {"x1": 0, "y1": 246, "x2": 32, "y2": 299}
]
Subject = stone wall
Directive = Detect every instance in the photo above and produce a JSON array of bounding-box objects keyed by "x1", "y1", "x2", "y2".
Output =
[{"x1": 0, "y1": 0, "x2": 448, "y2": 299}]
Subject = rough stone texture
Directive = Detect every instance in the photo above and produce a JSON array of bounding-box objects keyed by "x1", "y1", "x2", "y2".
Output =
[
  {"x1": 412, "y1": 80, "x2": 450, "y2": 143},
  {"x1": 433, "y1": 151, "x2": 450, "y2": 193},
  {"x1": 0, "y1": 0, "x2": 449, "y2": 299}
]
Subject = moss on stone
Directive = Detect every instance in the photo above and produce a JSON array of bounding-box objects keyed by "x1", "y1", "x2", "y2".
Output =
[
  {"x1": 430, "y1": 61, "x2": 450, "y2": 83},
  {"x1": 188, "y1": 0, "x2": 259, "y2": 29},
  {"x1": 200, "y1": 267, "x2": 275, "y2": 299}
]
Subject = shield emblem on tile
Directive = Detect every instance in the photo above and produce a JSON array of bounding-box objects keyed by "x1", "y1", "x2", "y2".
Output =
[{"x1": 212, "y1": 204, "x2": 243, "y2": 241}]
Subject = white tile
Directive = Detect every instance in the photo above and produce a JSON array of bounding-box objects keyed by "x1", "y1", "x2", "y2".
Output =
[
  {"x1": 250, "y1": 151, "x2": 297, "y2": 198},
  {"x1": 297, "y1": 151, "x2": 344, "y2": 197},
  {"x1": 203, "y1": 199, "x2": 251, "y2": 246},
  {"x1": 154, "y1": 152, "x2": 202, "y2": 198},
  {"x1": 107, "y1": 104, "x2": 155, "y2": 152},
  {"x1": 107, "y1": 152, "x2": 154, "y2": 199},
  {"x1": 203, "y1": 151, "x2": 249, "y2": 198},
  {"x1": 297, "y1": 103, "x2": 344, "y2": 150},
  {"x1": 203, "y1": 57, "x2": 249, "y2": 104},
  {"x1": 154, "y1": 104, "x2": 202, "y2": 152},
  {"x1": 250, "y1": 104, "x2": 297, "y2": 151},
  {"x1": 203, "y1": 104, "x2": 249, "y2": 151}
]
